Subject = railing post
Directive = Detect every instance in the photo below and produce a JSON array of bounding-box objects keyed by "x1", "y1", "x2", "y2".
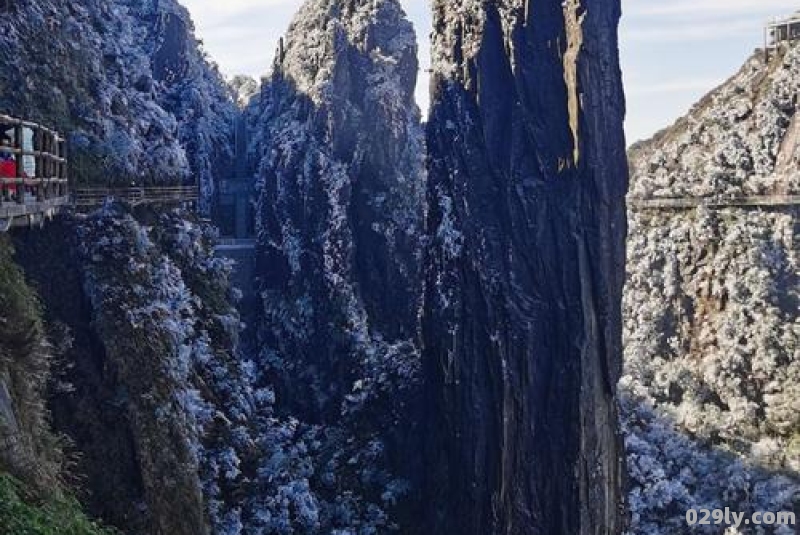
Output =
[
  {"x1": 60, "y1": 138, "x2": 67, "y2": 198},
  {"x1": 33, "y1": 127, "x2": 41, "y2": 180},
  {"x1": 43, "y1": 130, "x2": 51, "y2": 180},
  {"x1": 14, "y1": 124, "x2": 23, "y2": 204}
]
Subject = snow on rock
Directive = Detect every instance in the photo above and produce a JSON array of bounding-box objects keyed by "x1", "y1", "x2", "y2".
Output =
[
  {"x1": 244, "y1": 0, "x2": 425, "y2": 532},
  {"x1": 0, "y1": 0, "x2": 236, "y2": 212},
  {"x1": 629, "y1": 42, "x2": 800, "y2": 199},
  {"x1": 78, "y1": 207, "x2": 257, "y2": 535},
  {"x1": 229, "y1": 75, "x2": 260, "y2": 109},
  {"x1": 624, "y1": 42, "x2": 800, "y2": 535}
]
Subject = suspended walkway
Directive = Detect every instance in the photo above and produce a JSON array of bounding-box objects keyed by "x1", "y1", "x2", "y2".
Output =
[
  {"x1": 629, "y1": 194, "x2": 800, "y2": 211},
  {"x1": 0, "y1": 114, "x2": 199, "y2": 231},
  {"x1": 0, "y1": 114, "x2": 69, "y2": 230},
  {"x1": 214, "y1": 238, "x2": 256, "y2": 252},
  {"x1": 72, "y1": 185, "x2": 199, "y2": 208}
]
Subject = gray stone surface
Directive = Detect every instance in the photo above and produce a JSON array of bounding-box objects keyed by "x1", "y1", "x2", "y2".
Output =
[{"x1": 421, "y1": 1, "x2": 628, "y2": 533}]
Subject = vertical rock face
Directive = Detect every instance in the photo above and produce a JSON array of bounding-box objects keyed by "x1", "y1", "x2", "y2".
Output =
[
  {"x1": 422, "y1": 1, "x2": 628, "y2": 533},
  {"x1": 251, "y1": 0, "x2": 425, "y2": 415},
  {"x1": 12, "y1": 212, "x2": 252, "y2": 535},
  {"x1": 0, "y1": 236, "x2": 61, "y2": 494},
  {"x1": 0, "y1": 2, "x2": 237, "y2": 532}
]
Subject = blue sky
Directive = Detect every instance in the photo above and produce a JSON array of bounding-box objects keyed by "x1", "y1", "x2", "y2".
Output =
[{"x1": 180, "y1": 0, "x2": 799, "y2": 143}]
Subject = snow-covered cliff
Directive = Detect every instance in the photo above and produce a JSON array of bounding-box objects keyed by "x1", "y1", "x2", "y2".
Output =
[
  {"x1": 244, "y1": 0, "x2": 425, "y2": 532},
  {"x1": 9, "y1": 210, "x2": 254, "y2": 535},
  {"x1": 422, "y1": 0, "x2": 628, "y2": 533},
  {"x1": 629, "y1": 44, "x2": 800, "y2": 198},
  {"x1": 623, "y1": 41, "x2": 800, "y2": 535},
  {"x1": 0, "y1": 0, "x2": 236, "y2": 211},
  {"x1": 0, "y1": 1, "x2": 242, "y2": 533}
]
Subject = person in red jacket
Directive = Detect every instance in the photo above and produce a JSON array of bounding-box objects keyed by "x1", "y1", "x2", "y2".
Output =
[{"x1": 0, "y1": 132, "x2": 17, "y2": 201}]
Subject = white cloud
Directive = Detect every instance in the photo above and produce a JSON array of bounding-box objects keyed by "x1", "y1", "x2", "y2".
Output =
[
  {"x1": 622, "y1": 19, "x2": 757, "y2": 43},
  {"x1": 625, "y1": 77, "x2": 723, "y2": 96},
  {"x1": 182, "y1": 0, "x2": 302, "y2": 77}
]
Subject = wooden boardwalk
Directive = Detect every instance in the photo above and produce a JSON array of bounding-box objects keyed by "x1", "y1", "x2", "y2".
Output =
[
  {"x1": 1, "y1": 115, "x2": 202, "y2": 231},
  {"x1": 1, "y1": 186, "x2": 200, "y2": 231},
  {"x1": 1, "y1": 114, "x2": 70, "y2": 231},
  {"x1": 629, "y1": 194, "x2": 800, "y2": 211}
]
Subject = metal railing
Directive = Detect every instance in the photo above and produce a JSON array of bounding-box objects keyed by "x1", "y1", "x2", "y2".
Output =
[
  {"x1": 0, "y1": 114, "x2": 204, "y2": 230},
  {"x1": 72, "y1": 185, "x2": 200, "y2": 208},
  {"x1": 629, "y1": 194, "x2": 800, "y2": 211},
  {"x1": 215, "y1": 238, "x2": 257, "y2": 251},
  {"x1": 765, "y1": 13, "x2": 800, "y2": 49}
]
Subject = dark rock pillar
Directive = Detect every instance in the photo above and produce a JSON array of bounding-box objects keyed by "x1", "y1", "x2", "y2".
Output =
[{"x1": 422, "y1": 1, "x2": 628, "y2": 533}]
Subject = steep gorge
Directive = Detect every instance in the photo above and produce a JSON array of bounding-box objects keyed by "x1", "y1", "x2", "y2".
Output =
[{"x1": 0, "y1": 0, "x2": 632, "y2": 534}]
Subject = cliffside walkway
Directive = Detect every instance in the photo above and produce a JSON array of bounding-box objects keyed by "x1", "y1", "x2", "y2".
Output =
[
  {"x1": 0, "y1": 114, "x2": 69, "y2": 230},
  {"x1": 72, "y1": 186, "x2": 199, "y2": 208},
  {"x1": 215, "y1": 238, "x2": 256, "y2": 252},
  {"x1": 0, "y1": 114, "x2": 201, "y2": 231},
  {"x1": 629, "y1": 194, "x2": 800, "y2": 211}
]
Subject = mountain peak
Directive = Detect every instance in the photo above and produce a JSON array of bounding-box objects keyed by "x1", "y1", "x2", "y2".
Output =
[{"x1": 275, "y1": 0, "x2": 418, "y2": 106}]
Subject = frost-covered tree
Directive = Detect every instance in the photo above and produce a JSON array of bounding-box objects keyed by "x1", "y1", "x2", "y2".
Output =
[
  {"x1": 623, "y1": 41, "x2": 800, "y2": 535},
  {"x1": 243, "y1": 0, "x2": 426, "y2": 532},
  {"x1": 0, "y1": 0, "x2": 235, "y2": 211}
]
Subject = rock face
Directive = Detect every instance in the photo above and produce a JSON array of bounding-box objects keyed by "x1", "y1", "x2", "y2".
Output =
[
  {"x1": 251, "y1": 2, "x2": 424, "y2": 400},
  {"x1": 421, "y1": 1, "x2": 628, "y2": 533},
  {"x1": 0, "y1": 3, "x2": 241, "y2": 532},
  {"x1": 623, "y1": 41, "x2": 800, "y2": 535},
  {"x1": 0, "y1": 0, "x2": 235, "y2": 210},
  {"x1": 12, "y1": 212, "x2": 252, "y2": 535},
  {"x1": 250, "y1": 0, "x2": 424, "y2": 417},
  {"x1": 126, "y1": 0, "x2": 237, "y2": 214},
  {"x1": 0, "y1": 236, "x2": 61, "y2": 494},
  {"x1": 245, "y1": 0, "x2": 425, "y2": 531}
]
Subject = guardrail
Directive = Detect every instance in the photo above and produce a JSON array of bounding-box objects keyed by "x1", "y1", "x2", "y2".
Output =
[
  {"x1": 0, "y1": 114, "x2": 70, "y2": 230},
  {"x1": 72, "y1": 186, "x2": 200, "y2": 208},
  {"x1": 215, "y1": 238, "x2": 256, "y2": 251},
  {"x1": 1, "y1": 113, "x2": 68, "y2": 204},
  {"x1": 0, "y1": 196, "x2": 70, "y2": 231},
  {"x1": 629, "y1": 194, "x2": 800, "y2": 211}
]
